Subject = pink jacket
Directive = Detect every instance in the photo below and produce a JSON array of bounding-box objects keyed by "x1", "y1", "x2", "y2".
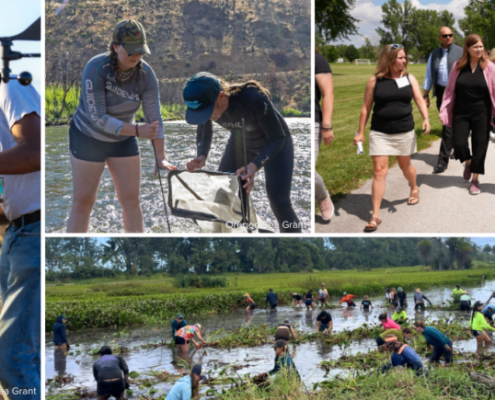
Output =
[
  {"x1": 381, "y1": 318, "x2": 401, "y2": 330},
  {"x1": 440, "y1": 60, "x2": 495, "y2": 128}
]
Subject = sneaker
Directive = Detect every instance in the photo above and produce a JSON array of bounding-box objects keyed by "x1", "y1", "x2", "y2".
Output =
[
  {"x1": 463, "y1": 163, "x2": 471, "y2": 181},
  {"x1": 470, "y1": 179, "x2": 481, "y2": 195},
  {"x1": 318, "y1": 196, "x2": 334, "y2": 221}
]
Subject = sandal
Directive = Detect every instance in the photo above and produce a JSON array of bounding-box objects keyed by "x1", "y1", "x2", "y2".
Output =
[
  {"x1": 407, "y1": 189, "x2": 420, "y2": 205},
  {"x1": 364, "y1": 216, "x2": 381, "y2": 232}
]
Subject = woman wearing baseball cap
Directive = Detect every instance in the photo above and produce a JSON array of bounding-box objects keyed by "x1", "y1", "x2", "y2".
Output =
[
  {"x1": 67, "y1": 19, "x2": 176, "y2": 233},
  {"x1": 182, "y1": 72, "x2": 301, "y2": 233}
]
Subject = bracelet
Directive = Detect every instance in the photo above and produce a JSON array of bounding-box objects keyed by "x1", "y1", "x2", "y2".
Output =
[
  {"x1": 135, "y1": 124, "x2": 140, "y2": 138},
  {"x1": 322, "y1": 124, "x2": 333, "y2": 130},
  {"x1": 423, "y1": 95, "x2": 429, "y2": 99}
]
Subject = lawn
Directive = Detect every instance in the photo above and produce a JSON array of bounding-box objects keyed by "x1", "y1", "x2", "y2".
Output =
[{"x1": 317, "y1": 64, "x2": 443, "y2": 203}]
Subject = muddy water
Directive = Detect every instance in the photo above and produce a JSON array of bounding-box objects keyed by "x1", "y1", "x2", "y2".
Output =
[
  {"x1": 46, "y1": 281, "x2": 495, "y2": 396},
  {"x1": 45, "y1": 119, "x2": 311, "y2": 233}
]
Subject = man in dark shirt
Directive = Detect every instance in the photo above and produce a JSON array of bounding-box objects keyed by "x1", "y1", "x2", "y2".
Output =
[
  {"x1": 316, "y1": 310, "x2": 333, "y2": 333},
  {"x1": 171, "y1": 313, "x2": 187, "y2": 337},
  {"x1": 53, "y1": 315, "x2": 69, "y2": 351},
  {"x1": 93, "y1": 346, "x2": 130, "y2": 400},
  {"x1": 265, "y1": 289, "x2": 278, "y2": 309}
]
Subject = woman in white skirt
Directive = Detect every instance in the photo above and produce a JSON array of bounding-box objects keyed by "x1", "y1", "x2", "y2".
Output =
[{"x1": 354, "y1": 44, "x2": 430, "y2": 231}]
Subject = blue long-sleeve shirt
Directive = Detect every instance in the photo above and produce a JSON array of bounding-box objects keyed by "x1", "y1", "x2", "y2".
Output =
[
  {"x1": 483, "y1": 305, "x2": 495, "y2": 318},
  {"x1": 53, "y1": 316, "x2": 68, "y2": 345},
  {"x1": 422, "y1": 326, "x2": 450, "y2": 348},
  {"x1": 422, "y1": 48, "x2": 449, "y2": 91},
  {"x1": 165, "y1": 375, "x2": 192, "y2": 400},
  {"x1": 391, "y1": 346, "x2": 423, "y2": 368},
  {"x1": 171, "y1": 319, "x2": 187, "y2": 337}
]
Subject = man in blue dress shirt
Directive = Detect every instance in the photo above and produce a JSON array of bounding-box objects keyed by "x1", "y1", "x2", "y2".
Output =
[{"x1": 422, "y1": 26, "x2": 463, "y2": 173}]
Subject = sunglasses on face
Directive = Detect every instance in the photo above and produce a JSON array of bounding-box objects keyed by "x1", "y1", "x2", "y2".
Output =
[
  {"x1": 388, "y1": 44, "x2": 404, "y2": 53},
  {"x1": 441, "y1": 34, "x2": 453, "y2": 38}
]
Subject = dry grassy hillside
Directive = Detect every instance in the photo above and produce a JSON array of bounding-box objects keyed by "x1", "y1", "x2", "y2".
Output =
[{"x1": 45, "y1": 0, "x2": 310, "y2": 113}]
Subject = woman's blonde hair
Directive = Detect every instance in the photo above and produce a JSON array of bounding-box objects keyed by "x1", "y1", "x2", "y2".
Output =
[
  {"x1": 108, "y1": 41, "x2": 143, "y2": 85},
  {"x1": 220, "y1": 80, "x2": 272, "y2": 100},
  {"x1": 457, "y1": 34, "x2": 488, "y2": 71},
  {"x1": 375, "y1": 44, "x2": 408, "y2": 79}
]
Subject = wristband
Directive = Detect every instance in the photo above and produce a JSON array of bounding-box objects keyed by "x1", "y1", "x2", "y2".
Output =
[
  {"x1": 423, "y1": 95, "x2": 429, "y2": 99},
  {"x1": 322, "y1": 124, "x2": 333, "y2": 130},
  {"x1": 135, "y1": 124, "x2": 140, "y2": 138}
]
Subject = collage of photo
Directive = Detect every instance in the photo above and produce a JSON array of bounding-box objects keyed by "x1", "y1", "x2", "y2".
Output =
[{"x1": 0, "y1": 0, "x2": 494, "y2": 398}]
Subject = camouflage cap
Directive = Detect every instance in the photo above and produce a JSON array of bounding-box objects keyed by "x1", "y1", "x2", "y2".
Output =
[{"x1": 112, "y1": 19, "x2": 151, "y2": 55}]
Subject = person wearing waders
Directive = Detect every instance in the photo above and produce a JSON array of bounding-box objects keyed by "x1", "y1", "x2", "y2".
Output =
[
  {"x1": 93, "y1": 346, "x2": 130, "y2": 400},
  {"x1": 183, "y1": 72, "x2": 301, "y2": 233}
]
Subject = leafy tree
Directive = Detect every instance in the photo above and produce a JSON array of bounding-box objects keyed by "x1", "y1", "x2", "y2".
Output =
[
  {"x1": 359, "y1": 37, "x2": 376, "y2": 60},
  {"x1": 320, "y1": 45, "x2": 340, "y2": 63},
  {"x1": 376, "y1": 0, "x2": 415, "y2": 49},
  {"x1": 459, "y1": 0, "x2": 495, "y2": 49},
  {"x1": 315, "y1": 0, "x2": 359, "y2": 42},
  {"x1": 345, "y1": 45, "x2": 360, "y2": 61},
  {"x1": 417, "y1": 239, "x2": 432, "y2": 266}
]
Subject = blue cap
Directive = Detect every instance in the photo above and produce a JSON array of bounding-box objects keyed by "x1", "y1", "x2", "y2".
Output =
[
  {"x1": 183, "y1": 72, "x2": 221, "y2": 125},
  {"x1": 191, "y1": 364, "x2": 207, "y2": 380}
]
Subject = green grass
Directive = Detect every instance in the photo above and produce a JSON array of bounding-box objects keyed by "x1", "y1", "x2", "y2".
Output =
[
  {"x1": 316, "y1": 64, "x2": 443, "y2": 203},
  {"x1": 45, "y1": 84, "x2": 186, "y2": 126},
  {"x1": 46, "y1": 265, "x2": 495, "y2": 331}
]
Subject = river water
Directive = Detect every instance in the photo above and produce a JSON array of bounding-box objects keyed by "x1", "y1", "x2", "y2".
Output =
[
  {"x1": 46, "y1": 281, "x2": 495, "y2": 397},
  {"x1": 45, "y1": 119, "x2": 311, "y2": 233}
]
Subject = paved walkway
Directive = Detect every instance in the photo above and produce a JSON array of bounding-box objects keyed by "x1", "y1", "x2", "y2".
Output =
[{"x1": 315, "y1": 137, "x2": 495, "y2": 233}]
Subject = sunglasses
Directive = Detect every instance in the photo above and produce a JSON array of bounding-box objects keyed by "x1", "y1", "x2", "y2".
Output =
[
  {"x1": 441, "y1": 34, "x2": 453, "y2": 38},
  {"x1": 388, "y1": 44, "x2": 404, "y2": 53}
]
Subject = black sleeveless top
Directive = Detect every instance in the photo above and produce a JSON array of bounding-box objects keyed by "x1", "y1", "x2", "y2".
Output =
[{"x1": 371, "y1": 75, "x2": 414, "y2": 134}]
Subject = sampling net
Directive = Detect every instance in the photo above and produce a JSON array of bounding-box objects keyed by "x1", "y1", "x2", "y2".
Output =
[{"x1": 167, "y1": 170, "x2": 274, "y2": 233}]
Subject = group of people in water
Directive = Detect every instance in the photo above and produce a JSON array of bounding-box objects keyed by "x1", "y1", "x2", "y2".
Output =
[
  {"x1": 316, "y1": 27, "x2": 495, "y2": 231},
  {"x1": 51, "y1": 284, "x2": 495, "y2": 399}
]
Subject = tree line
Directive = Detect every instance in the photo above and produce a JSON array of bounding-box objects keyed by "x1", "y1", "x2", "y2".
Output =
[
  {"x1": 316, "y1": 0, "x2": 493, "y2": 63},
  {"x1": 45, "y1": 237, "x2": 492, "y2": 281}
]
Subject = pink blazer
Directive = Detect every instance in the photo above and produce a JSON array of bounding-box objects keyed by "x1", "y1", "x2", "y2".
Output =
[
  {"x1": 440, "y1": 60, "x2": 495, "y2": 127},
  {"x1": 381, "y1": 318, "x2": 401, "y2": 330}
]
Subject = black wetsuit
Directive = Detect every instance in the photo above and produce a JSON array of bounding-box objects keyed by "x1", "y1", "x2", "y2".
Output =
[{"x1": 196, "y1": 86, "x2": 301, "y2": 233}]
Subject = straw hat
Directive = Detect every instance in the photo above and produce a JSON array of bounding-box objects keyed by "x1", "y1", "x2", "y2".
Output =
[{"x1": 243, "y1": 293, "x2": 250, "y2": 297}]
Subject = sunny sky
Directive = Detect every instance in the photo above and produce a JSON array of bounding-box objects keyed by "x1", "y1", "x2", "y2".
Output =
[
  {"x1": 0, "y1": 1, "x2": 41, "y2": 93},
  {"x1": 334, "y1": 0, "x2": 468, "y2": 47}
]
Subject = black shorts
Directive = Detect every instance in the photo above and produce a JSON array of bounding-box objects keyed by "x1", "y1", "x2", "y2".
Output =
[
  {"x1": 293, "y1": 295, "x2": 302, "y2": 301},
  {"x1": 69, "y1": 121, "x2": 139, "y2": 162},
  {"x1": 97, "y1": 379, "x2": 125, "y2": 399},
  {"x1": 175, "y1": 336, "x2": 188, "y2": 345},
  {"x1": 305, "y1": 299, "x2": 313, "y2": 306},
  {"x1": 270, "y1": 303, "x2": 277, "y2": 309},
  {"x1": 472, "y1": 330, "x2": 482, "y2": 337},
  {"x1": 249, "y1": 303, "x2": 256, "y2": 310}
]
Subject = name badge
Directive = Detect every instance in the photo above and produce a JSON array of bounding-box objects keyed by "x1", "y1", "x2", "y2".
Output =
[{"x1": 396, "y1": 76, "x2": 410, "y2": 89}]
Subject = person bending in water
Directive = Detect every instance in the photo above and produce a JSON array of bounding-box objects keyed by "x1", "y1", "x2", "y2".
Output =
[
  {"x1": 183, "y1": 72, "x2": 301, "y2": 233},
  {"x1": 165, "y1": 364, "x2": 205, "y2": 400},
  {"x1": 291, "y1": 292, "x2": 303, "y2": 308},
  {"x1": 361, "y1": 295, "x2": 373, "y2": 312},
  {"x1": 316, "y1": 310, "x2": 333, "y2": 333},
  {"x1": 376, "y1": 329, "x2": 404, "y2": 348},
  {"x1": 392, "y1": 306, "x2": 408, "y2": 325},
  {"x1": 379, "y1": 313, "x2": 401, "y2": 330},
  {"x1": 93, "y1": 346, "x2": 130, "y2": 400},
  {"x1": 340, "y1": 292, "x2": 357, "y2": 307},
  {"x1": 258, "y1": 339, "x2": 300, "y2": 381},
  {"x1": 304, "y1": 290, "x2": 316, "y2": 310},
  {"x1": 405, "y1": 322, "x2": 453, "y2": 365},
  {"x1": 414, "y1": 288, "x2": 432, "y2": 311},
  {"x1": 381, "y1": 337, "x2": 428, "y2": 377},
  {"x1": 174, "y1": 324, "x2": 206, "y2": 353},
  {"x1": 470, "y1": 301, "x2": 495, "y2": 347},
  {"x1": 482, "y1": 304, "x2": 495, "y2": 324},
  {"x1": 243, "y1": 293, "x2": 256, "y2": 311},
  {"x1": 460, "y1": 291, "x2": 472, "y2": 311},
  {"x1": 275, "y1": 320, "x2": 298, "y2": 342},
  {"x1": 452, "y1": 285, "x2": 464, "y2": 302}
]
